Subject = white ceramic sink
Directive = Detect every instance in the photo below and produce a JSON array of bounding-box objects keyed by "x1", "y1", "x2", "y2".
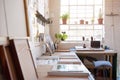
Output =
[
  {"x1": 37, "y1": 56, "x2": 59, "y2": 65},
  {"x1": 59, "y1": 55, "x2": 77, "y2": 59},
  {"x1": 38, "y1": 56, "x2": 59, "y2": 60}
]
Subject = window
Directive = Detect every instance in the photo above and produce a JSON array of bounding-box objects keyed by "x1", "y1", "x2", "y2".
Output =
[{"x1": 60, "y1": 0, "x2": 104, "y2": 42}]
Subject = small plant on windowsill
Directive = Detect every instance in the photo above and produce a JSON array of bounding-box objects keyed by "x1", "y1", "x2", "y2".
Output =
[
  {"x1": 98, "y1": 8, "x2": 103, "y2": 24},
  {"x1": 61, "y1": 13, "x2": 69, "y2": 24}
]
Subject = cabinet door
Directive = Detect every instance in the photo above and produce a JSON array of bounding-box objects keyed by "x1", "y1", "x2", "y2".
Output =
[
  {"x1": 4, "y1": 0, "x2": 27, "y2": 37},
  {"x1": 0, "y1": 0, "x2": 7, "y2": 36},
  {"x1": 9, "y1": 39, "x2": 38, "y2": 80}
]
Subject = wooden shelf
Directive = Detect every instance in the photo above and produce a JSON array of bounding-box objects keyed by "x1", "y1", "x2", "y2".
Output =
[
  {"x1": 35, "y1": 11, "x2": 50, "y2": 25},
  {"x1": 106, "y1": 12, "x2": 119, "y2": 16},
  {"x1": 60, "y1": 24, "x2": 104, "y2": 25}
]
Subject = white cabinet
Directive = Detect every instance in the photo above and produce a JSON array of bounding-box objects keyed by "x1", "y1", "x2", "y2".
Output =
[
  {"x1": 4, "y1": 0, "x2": 27, "y2": 37},
  {"x1": 0, "y1": 0, "x2": 27, "y2": 37},
  {"x1": 0, "y1": 0, "x2": 7, "y2": 36}
]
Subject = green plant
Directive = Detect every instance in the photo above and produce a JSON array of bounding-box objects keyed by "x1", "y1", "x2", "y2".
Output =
[
  {"x1": 60, "y1": 13, "x2": 69, "y2": 24},
  {"x1": 91, "y1": 17, "x2": 94, "y2": 24},
  {"x1": 55, "y1": 32, "x2": 68, "y2": 43},
  {"x1": 98, "y1": 8, "x2": 103, "y2": 19},
  {"x1": 61, "y1": 13, "x2": 69, "y2": 19},
  {"x1": 98, "y1": 8, "x2": 103, "y2": 24}
]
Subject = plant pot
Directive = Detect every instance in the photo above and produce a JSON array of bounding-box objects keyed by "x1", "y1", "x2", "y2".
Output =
[
  {"x1": 80, "y1": 20, "x2": 84, "y2": 24},
  {"x1": 61, "y1": 38, "x2": 65, "y2": 41},
  {"x1": 62, "y1": 18, "x2": 67, "y2": 24},
  {"x1": 98, "y1": 18, "x2": 103, "y2": 24}
]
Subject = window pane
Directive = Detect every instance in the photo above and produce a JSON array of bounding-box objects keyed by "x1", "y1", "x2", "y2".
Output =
[
  {"x1": 85, "y1": 26, "x2": 93, "y2": 29},
  {"x1": 70, "y1": 6, "x2": 77, "y2": 14},
  {"x1": 94, "y1": 30, "x2": 102, "y2": 38},
  {"x1": 94, "y1": 25, "x2": 103, "y2": 29},
  {"x1": 86, "y1": 6, "x2": 93, "y2": 13},
  {"x1": 95, "y1": 0, "x2": 103, "y2": 5},
  {"x1": 85, "y1": 30, "x2": 94, "y2": 36},
  {"x1": 86, "y1": 0, "x2": 94, "y2": 5},
  {"x1": 78, "y1": 6, "x2": 86, "y2": 12},
  {"x1": 78, "y1": 0, "x2": 86, "y2": 5},
  {"x1": 61, "y1": 6, "x2": 69, "y2": 15},
  {"x1": 69, "y1": 19, "x2": 78, "y2": 24},
  {"x1": 60, "y1": 0, "x2": 104, "y2": 42},
  {"x1": 69, "y1": 0, "x2": 77, "y2": 5},
  {"x1": 61, "y1": 0, "x2": 69, "y2": 5},
  {"x1": 60, "y1": 25, "x2": 69, "y2": 31},
  {"x1": 94, "y1": 6, "x2": 103, "y2": 18}
]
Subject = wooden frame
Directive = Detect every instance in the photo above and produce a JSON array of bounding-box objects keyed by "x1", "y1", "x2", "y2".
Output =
[
  {"x1": 0, "y1": 45, "x2": 11, "y2": 80},
  {"x1": 0, "y1": 37, "x2": 17, "y2": 80},
  {"x1": 23, "y1": 0, "x2": 30, "y2": 36},
  {"x1": 9, "y1": 38, "x2": 38, "y2": 80},
  {"x1": 76, "y1": 50, "x2": 117, "y2": 80}
]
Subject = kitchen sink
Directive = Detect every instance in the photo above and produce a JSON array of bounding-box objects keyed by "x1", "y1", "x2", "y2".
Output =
[{"x1": 36, "y1": 56, "x2": 59, "y2": 65}]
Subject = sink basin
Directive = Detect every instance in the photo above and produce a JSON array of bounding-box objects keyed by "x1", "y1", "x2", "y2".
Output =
[
  {"x1": 59, "y1": 55, "x2": 77, "y2": 59},
  {"x1": 58, "y1": 58, "x2": 81, "y2": 64},
  {"x1": 38, "y1": 56, "x2": 59, "y2": 60},
  {"x1": 36, "y1": 56, "x2": 59, "y2": 65}
]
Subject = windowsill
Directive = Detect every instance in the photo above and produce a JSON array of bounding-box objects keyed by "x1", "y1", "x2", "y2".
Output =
[
  {"x1": 60, "y1": 24, "x2": 104, "y2": 25},
  {"x1": 60, "y1": 41, "x2": 84, "y2": 43}
]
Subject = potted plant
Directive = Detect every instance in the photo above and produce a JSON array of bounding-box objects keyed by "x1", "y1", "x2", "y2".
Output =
[
  {"x1": 55, "y1": 32, "x2": 68, "y2": 41},
  {"x1": 54, "y1": 32, "x2": 68, "y2": 49},
  {"x1": 98, "y1": 8, "x2": 103, "y2": 24},
  {"x1": 61, "y1": 13, "x2": 69, "y2": 24},
  {"x1": 91, "y1": 17, "x2": 94, "y2": 24}
]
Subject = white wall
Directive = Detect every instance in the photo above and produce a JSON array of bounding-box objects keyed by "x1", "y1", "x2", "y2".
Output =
[
  {"x1": 49, "y1": 0, "x2": 60, "y2": 42},
  {"x1": 0, "y1": 0, "x2": 27, "y2": 37},
  {"x1": 105, "y1": 0, "x2": 120, "y2": 50},
  {"x1": 0, "y1": 0, "x2": 7, "y2": 36},
  {"x1": 105, "y1": 0, "x2": 120, "y2": 76}
]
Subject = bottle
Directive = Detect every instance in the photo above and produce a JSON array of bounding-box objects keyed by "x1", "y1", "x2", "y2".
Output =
[
  {"x1": 91, "y1": 36, "x2": 93, "y2": 41},
  {"x1": 82, "y1": 36, "x2": 85, "y2": 41},
  {"x1": 83, "y1": 44, "x2": 86, "y2": 48}
]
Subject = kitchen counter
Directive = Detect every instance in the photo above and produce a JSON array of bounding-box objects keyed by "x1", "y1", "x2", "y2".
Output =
[{"x1": 36, "y1": 51, "x2": 94, "y2": 80}]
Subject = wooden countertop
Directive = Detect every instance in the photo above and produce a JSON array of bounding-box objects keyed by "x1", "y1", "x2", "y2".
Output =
[
  {"x1": 37, "y1": 52, "x2": 94, "y2": 80},
  {"x1": 76, "y1": 50, "x2": 117, "y2": 55}
]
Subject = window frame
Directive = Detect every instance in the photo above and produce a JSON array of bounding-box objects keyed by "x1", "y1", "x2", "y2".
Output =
[{"x1": 60, "y1": 0, "x2": 105, "y2": 42}]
